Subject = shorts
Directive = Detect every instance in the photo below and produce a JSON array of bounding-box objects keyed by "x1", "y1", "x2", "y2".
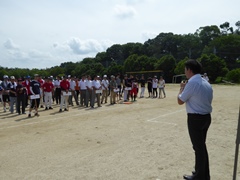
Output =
[{"x1": 2, "y1": 94, "x2": 10, "y2": 102}]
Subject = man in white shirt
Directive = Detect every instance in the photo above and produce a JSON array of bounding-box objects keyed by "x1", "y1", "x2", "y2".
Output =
[
  {"x1": 101, "y1": 75, "x2": 109, "y2": 104},
  {"x1": 92, "y1": 75, "x2": 102, "y2": 108},
  {"x1": 178, "y1": 59, "x2": 213, "y2": 180},
  {"x1": 68, "y1": 76, "x2": 76, "y2": 106},
  {"x1": 54, "y1": 76, "x2": 61, "y2": 104},
  {"x1": 79, "y1": 75, "x2": 87, "y2": 107},
  {"x1": 85, "y1": 75, "x2": 93, "y2": 108}
]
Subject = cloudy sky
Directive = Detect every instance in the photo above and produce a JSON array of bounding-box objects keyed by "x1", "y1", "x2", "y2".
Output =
[{"x1": 0, "y1": 0, "x2": 239, "y2": 69}]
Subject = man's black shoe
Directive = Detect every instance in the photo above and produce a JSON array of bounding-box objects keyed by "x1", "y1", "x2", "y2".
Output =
[{"x1": 183, "y1": 175, "x2": 195, "y2": 180}]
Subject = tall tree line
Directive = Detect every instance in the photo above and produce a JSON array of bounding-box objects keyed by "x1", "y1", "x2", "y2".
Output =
[{"x1": 1, "y1": 21, "x2": 240, "y2": 83}]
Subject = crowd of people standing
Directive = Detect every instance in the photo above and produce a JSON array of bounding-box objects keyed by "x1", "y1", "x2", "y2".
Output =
[{"x1": 0, "y1": 73, "x2": 166, "y2": 117}]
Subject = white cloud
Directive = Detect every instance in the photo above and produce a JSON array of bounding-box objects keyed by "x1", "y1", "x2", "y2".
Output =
[
  {"x1": 3, "y1": 39, "x2": 19, "y2": 50},
  {"x1": 67, "y1": 38, "x2": 113, "y2": 55},
  {"x1": 114, "y1": 4, "x2": 137, "y2": 19}
]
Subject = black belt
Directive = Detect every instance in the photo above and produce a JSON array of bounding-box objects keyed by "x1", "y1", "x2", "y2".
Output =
[{"x1": 187, "y1": 113, "x2": 210, "y2": 117}]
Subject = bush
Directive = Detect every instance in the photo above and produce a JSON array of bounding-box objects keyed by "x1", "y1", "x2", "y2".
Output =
[
  {"x1": 214, "y1": 77, "x2": 223, "y2": 83},
  {"x1": 226, "y1": 69, "x2": 240, "y2": 83}
]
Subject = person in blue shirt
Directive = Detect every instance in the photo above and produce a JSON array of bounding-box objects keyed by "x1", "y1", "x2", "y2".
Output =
[{"x1": 178, "y1": 59, "x2": 213, "y2": 180}]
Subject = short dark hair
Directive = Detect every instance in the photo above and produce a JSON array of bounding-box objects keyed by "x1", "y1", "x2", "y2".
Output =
[{"x1": 185, "y1": 59, "x2": 202, "y2": 74}]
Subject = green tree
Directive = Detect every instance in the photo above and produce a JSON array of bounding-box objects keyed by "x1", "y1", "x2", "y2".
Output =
[
  {"x1": 198, "y1": 54, "x2": 229, "y2": 82},
  {"x1": 174, "y1": 57, "x2": 188, "y2": 75},
  {"x1": 196, "y1": 25, "x2": 221, "y2": 47},
  {"x1": 204, "y1": 34, "x2": 240, "y2": 69},
  {"x1": 155, "y1": 55, "x2": 176, "y2": 82},
  {"x1": 226, "y1": 68, "x2": 240, "y2": 83}
]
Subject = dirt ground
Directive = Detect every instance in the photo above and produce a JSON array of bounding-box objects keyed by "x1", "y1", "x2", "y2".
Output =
[{"x1": 0, "y1": 84, "x2": 240, "y2": 180}]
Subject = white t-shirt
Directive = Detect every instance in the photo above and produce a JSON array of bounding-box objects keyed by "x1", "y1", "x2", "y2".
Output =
[
  {"x1": 159, "y1": 79, "x2": 165, "y2": 88},
  {"x1": 152, "y1": 79, "x2": 158, "y2": 88}
]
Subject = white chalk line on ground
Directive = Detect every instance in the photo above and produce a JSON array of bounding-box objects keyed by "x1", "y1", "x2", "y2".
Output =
[
  {"x1": 0, "y1": 105, "x2": 127, "y2": 130},
  {"x1": 146, "y1": 109, "x2": 185, "y2": 125}
]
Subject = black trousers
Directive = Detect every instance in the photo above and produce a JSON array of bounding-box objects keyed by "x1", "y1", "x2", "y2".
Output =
[
  {"x1": 17, "y1": 95, "x2": 26, "y2": 114},
  {"x1": 187, "y1": 113, "x2": 211, "y2": 180},
  {"x1": 55, "y1": 88, "x2": 61, "y2": 104}
]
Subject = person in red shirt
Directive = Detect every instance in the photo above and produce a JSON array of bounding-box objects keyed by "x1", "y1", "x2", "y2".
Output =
[
  {"x1": 59, "y1": 75, "x2": 70, "y2": 112},
  {"x1": 42, "y1": 77, "x2": 54, "y2": 110}
]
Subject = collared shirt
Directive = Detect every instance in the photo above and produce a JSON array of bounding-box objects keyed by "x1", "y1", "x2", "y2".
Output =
[
  {"x1": 79, "y1": 79, "x2": 87, "y2": 90},
  {"x1": 101, "y1": 79, "x2": 109, "y2": 90},
  {"x1": 60, "y1": 80, "x2": 70, "y2": 91},
  {"x1": 69, "y1": 80, "x2": 76, "y2": 90},
  {"x1": 179, "y1": 74, "x2": 213, "y2": 114},
  {"x1": 54, "y1": 80, "x2": 61, "y2": 88},
  {"x1": 42, "y1": 82, "x2": 54, "y2": 92},
  {"x1": 92, "y1": 80, "x2": 101, "y2": 89},
  {"x1": 86, "y1": 80, "x2": 92, "y2": 90}
]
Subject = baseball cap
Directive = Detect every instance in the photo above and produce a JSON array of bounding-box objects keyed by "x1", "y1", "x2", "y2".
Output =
[
  {"x1": 3, "y1": 75, "x2": 8, "y2": 79},
  {"x1": 10, "y1": 76, "x2": 15, "y2": 80},
  {"x1": 103, "y1": 75, "x2": 107, "y2": 78}
]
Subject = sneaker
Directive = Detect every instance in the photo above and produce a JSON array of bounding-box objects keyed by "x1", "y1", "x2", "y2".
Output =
[
  {"x1": 64, "y1": 108, "x2": 68, "y2": 111},
  {"x1": 45, "y1": 107, "x2": 48, "y2": 110},
  {"x1": 28, "y1": 114, "x2": 31, "y2": 118},
  {"x1": 49, "y1": 107, "x2": 53, "y2": 109},
  {"x1": 59, "y1": 109, "x2": 62, "y2": 112}
]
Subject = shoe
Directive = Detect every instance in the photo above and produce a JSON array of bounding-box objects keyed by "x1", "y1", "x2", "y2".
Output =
[
  {"x1": 28, "y1": 114, "x2": 31, "y2": 118},
  {"x1": 35, "y1": 112, "x2": 40, "y2": 117},
  {"x1": 64, "y1": 108, "x2": 68, "y2": 111},
  {"x1": 183, "y1": 175, "x2": 195, "y2": 180},
  {"x1": 59, "y1": 109, "x2": 62, "y2": 112},
  {"x1": 22, "y1": 112, "x2": 26, "y2": 114},
  {"x1": 45, "y1": 107, "x2": 48, "y2": 110},
  {"x1": 49, "y1": 107, "x2": 53, "y2": 109}
]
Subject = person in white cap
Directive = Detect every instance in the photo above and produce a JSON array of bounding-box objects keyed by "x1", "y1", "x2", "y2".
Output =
[
  {"x1": 101, "y1": 75, "x2": 109, "y2": 104},
  {"x1": 203, "y1": 73, "x2": 209, "y2": 82},
  {"x1": 109, "y1": 75, "x2": 117, "y2": 104},
  {"x1": 1, "y1": 75, "x2": 10, "y2": 112},
  {"x1": 7, "y1": 76, "x2": 17, "y2": 113}
]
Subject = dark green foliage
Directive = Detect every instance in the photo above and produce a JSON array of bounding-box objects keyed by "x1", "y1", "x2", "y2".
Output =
[
  {"x1": 226, "y1": 69, "x2": 240, "y2": 83},
  {"x1": 1, "y1": 21, "x2": 240, "y2": 83}
]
